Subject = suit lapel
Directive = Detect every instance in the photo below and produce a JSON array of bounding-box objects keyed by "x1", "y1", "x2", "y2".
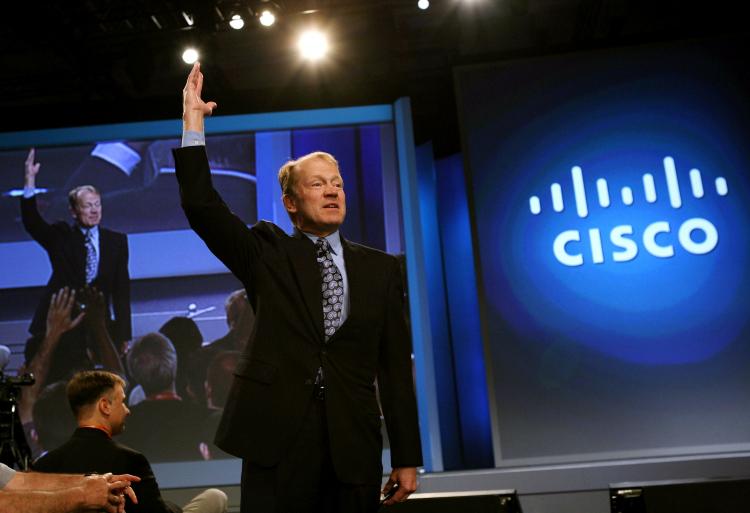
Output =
[
  {"x1": 97, "y1": 228, "x2": 109, "y2": 279},
  {"x1": 332, "y1": 237, "x2": 365, "y2": 339},
  {"x1": 69, "y1": 225, "x2": 87, "y2": 284},
  {"x1": 288, "y1": 230, "x2": 325, "y2": 342}
]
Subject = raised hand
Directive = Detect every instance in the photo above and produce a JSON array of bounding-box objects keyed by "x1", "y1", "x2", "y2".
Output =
[
  {"x1": 46, "y1": 287, "x2": 85, "y2": 340},
  {"x1": 24, "y1": 148, "x2": 41, "y2": 188},
  {"x1": 182, "y1": 62, "x2": 218, "y2": 132}
]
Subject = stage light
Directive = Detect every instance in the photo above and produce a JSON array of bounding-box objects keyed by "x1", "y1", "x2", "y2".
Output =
[
  {"x1": 418, "y1": 0, "x2": 430, "y2": 9},
  {"x1": 298, "y1": 30, "x2": 328, "y2": 60},
  {"x1": 229, "y1": 14, "x2": 245, "y2": 30},
  {"x1": 259, "y1": 9, "x2": 276, "y2": 27},
  {"x1": 182, "y1": 48, "x2": 199, "y2": 64}
]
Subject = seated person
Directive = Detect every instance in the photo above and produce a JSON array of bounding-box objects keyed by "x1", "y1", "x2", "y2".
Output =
[
  {"x1": 119, "y1": 333, "x2": 207, "y2": 461},
  {"x1": 33, "y1": 370, "x2": 226, "y2": 513},
  {"x1": 158, "y1": 316, "x2": 203, "y2": 403}
]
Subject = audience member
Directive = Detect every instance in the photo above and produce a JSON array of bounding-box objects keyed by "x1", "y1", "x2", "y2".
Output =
[
  {"x1": 33, "y1": 371, "x2": 227, "y2": 513},
  {"x1": 158, "y1": 316, "x2": 203, "y2": 402},
  {"x1": 1, "y1": 461, "x2": 138, "y2": 513},
  {"x1": 119, "y1": 333, "x2": 206, "y2": 461},
  {"x1": 19, "y1": 287, "x2": 124, "y2": 459},
  {"x1": 31, "y1": 381, "x2": 78, "y2": 457},
  {"x1": 189, "y1": 290, "x2": 254, "y2": 406}
]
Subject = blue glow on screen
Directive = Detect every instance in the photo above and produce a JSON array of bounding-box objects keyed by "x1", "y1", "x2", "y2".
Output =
[{"x1": 466, "y1": 42, "x2": 750, "y2": 366}]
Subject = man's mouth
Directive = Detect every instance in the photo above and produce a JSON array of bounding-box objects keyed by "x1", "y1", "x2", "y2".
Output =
[{"x1": 323, "y1": 203, "x2": 339, "y2": 209}]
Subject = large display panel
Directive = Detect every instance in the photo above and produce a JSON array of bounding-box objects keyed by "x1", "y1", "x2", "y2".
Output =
[
  {"x1": 0, "y1": 105, "x2": 421, "y2": 475},
  {"x1": 457, "y1": 36, "x2": 750, "y2": 465}
]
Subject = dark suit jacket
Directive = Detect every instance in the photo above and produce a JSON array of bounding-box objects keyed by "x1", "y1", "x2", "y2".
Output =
[
  {"x1": 174, "y1": 145, "x2": 422, "y2": 485},
  {"x1": 118, "y1": 399, "x2": 207, "y2": 462},
  {"x1": 21, "y1": 195, "x2": 131, "y2": 344},
  {"x1": 33, "y1": 427, "x2": 180, "y2": 513}
]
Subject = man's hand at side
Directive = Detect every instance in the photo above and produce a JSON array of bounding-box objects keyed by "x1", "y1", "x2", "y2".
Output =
[{"x1": 381, "y1": 467, "x2": 418, "y2": 506}]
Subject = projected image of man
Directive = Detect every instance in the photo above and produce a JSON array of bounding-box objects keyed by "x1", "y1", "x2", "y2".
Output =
[{"x1": 20, "y1": 149, "x2": 131, "y2": 384}]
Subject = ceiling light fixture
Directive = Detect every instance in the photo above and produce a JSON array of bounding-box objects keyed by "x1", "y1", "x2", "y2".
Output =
[
  {"x1": 229, "y1": 13, "x2": 245, "y2": 29},
  {"x1": 259, "y1": 9, "x2": 276, "y2": 26},
  {"x1": 298, "y1": 29, "x2": 329, "y2": 61},
  {"x1": 182, "y1": 48, "x2": 199, "y2": 64},
  {"x1": 418, "y1": 0, "x2": 430, "y2": 9}
]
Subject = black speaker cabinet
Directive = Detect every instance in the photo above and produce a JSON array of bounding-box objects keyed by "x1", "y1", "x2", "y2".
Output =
[
  {"x1": 610, "y1": 477, "x2": 750, "y2": 513},
  {"x1": 386, "y1": 490, "x2": 521, "y2": 513}
]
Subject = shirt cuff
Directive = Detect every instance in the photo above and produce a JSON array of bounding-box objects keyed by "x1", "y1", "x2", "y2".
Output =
[
  {"x1": 182, "y1": 130, "x2": 206, "y2": 147},
  {"x1": 23, "y1": 186, "x2": 36, "y2": 198}
]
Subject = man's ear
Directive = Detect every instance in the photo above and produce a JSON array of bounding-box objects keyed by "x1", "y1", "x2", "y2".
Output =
[
  {"x1": 282, "y1": 194, "x2": 297, "y2": 214},
  {"x1": 98, "y1": 396, "x2": 111, "y2": 416}
]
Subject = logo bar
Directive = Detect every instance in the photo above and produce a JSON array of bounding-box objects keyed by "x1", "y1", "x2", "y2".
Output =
[{"x1": 528, "y1": 156, "x2": 729, "y2": 216}]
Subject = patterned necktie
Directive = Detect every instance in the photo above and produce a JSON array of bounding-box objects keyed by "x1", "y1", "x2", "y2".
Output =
[
  {"x1": 84, "y1": 229, "x2": 97, "y2": 284},
  {"x1": 315, "y1": 238, "x2": 344, "y2": 341}
]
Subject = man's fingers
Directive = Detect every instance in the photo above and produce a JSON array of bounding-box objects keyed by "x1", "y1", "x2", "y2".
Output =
[
  {"x1": 188, "y1": 62, "x2": 199, "y2": 85},
  {"x1": 109, "y1": 473, "x2": 141, "y2": 483},
  {"x1": 124, "y1": 485, "x2": 138, "y2": 504},
  {"x1": 381, "y1": 477, "x2": 396, "y2": 494},
  {"x1": 71, "y1": 311, "x2": 86, "y2": 328},
  {"x1": 195, "y1": 69, "x2": 204, "y2": 97},
  {"x1": 206, "y1": 101, "x2": 218, "y2": 115},
  {"x1": 385, "y1": 487, "x2": 410, "y2": 505},
  {"x1": 26, "y1": 148, "x2": 34, "y2": 164},
  {"x1": 62, "y1": 288, "x2": 76, "y2": 309}
]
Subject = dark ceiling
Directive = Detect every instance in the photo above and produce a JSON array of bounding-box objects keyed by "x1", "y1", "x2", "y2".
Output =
[{"x1": 1, "y1": 0, "x2": 747, "y2": 155}]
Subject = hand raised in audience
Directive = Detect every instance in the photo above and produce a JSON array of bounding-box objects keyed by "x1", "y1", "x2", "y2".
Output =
[{"x1": 46, "y1": 287, "x2": 85, "y2": 341}]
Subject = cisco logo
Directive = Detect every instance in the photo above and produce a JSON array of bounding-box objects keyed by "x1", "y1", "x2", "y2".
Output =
[{"x1": 528, "y1": 157, "x2": 729, "y2": 267}]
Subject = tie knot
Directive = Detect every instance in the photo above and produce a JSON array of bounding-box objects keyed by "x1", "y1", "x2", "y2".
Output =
[
  {"x1": 315, "y1": 237, "x2": 330, "y2": 254},
  {"x1": 84, "y1": 229, "x2": 92, "y2": 241}
]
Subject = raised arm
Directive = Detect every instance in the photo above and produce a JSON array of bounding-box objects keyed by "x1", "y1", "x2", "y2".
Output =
[
  {"x1": 19, "y1": 288, "x2": 85, "y2": 422},
  {"x1": 174, "y1": 62, "x2": 262, "y2": 284},
  {"x1": 20, "y1": 148, "x2": 56, "y2": 248}
]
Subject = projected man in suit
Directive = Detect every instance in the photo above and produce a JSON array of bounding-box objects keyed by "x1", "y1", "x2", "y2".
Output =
[
  {"x1": 174, "y1": 62, "x2": 422, "y2": 513},
  {"x1": 21, "y1": 149, "x2": 131, "y2": 382}
]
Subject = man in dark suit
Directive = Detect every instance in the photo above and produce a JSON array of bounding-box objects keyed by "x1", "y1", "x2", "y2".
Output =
[
  {"x1": 33, "y1": 370, "x2": 227, "y2": 513},
  {"x1": 175, "y1": 62, "x2": 422, "y2": 513},
  {"x1": 21, "y1": 149, "x2": 132, "y2": 382}
]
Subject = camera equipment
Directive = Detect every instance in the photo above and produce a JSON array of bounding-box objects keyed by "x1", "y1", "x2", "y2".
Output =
[{"x1": 0, "y1": 345, "x2": 34, "y2": 470}]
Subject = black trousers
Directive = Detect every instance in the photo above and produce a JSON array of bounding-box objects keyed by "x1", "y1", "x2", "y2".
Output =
[{"x1": 240, "y1": 399, "x2": 381, "y2": 513}]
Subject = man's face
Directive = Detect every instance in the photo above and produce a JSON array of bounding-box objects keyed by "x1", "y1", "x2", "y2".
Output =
[
  {"x1": 71, "y1": 190, "x2": 102, "y2": 228},
  {"x1": 284, "y1": 157, "x2": 346, "y2": 236},
  {"x1": 107, "y1": 384, "x2": 130, "y2": 436}
]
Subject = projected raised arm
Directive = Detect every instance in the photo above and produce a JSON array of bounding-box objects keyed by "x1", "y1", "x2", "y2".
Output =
[
  {"x1": 24, "y1": 148, "x2": 41, "y2": 190},
  {"x1": 182, "y1": 62, "x2": 218, "y2": 133}
]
